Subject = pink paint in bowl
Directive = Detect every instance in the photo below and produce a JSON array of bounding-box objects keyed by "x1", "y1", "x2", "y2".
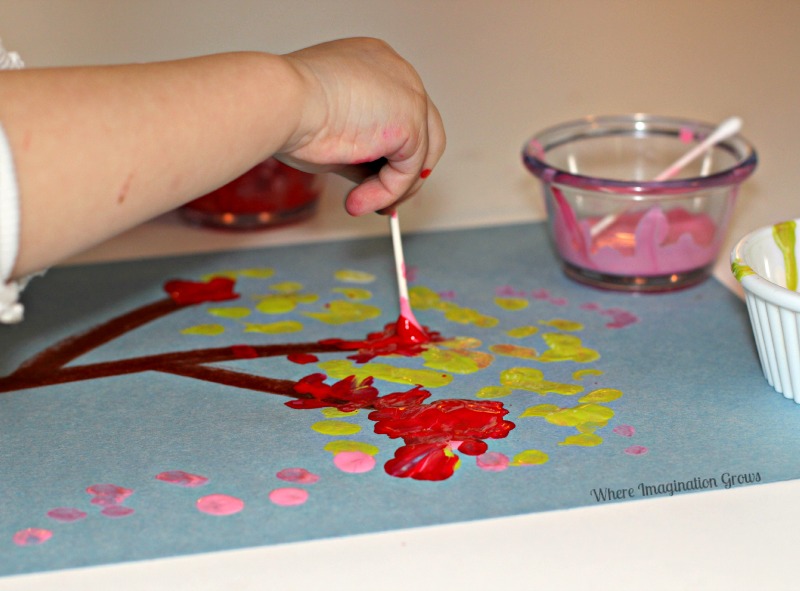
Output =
[{"x1": 523, "y1": 114, "x2": 757, "y2": 291}]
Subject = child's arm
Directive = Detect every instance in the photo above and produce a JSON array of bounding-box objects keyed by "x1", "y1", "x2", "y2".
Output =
[{"x1": 0, "y1": 37, "x2": 445, "y2": 279}]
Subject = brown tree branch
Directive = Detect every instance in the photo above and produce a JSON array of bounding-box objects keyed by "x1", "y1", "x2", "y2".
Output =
[{"x1": 0, "y1": 341, "x2": 342, "y2": 394}]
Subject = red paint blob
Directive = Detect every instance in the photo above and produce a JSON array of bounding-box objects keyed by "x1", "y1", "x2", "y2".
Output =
[
  {"x1": 369, "y1": 389, "x2": 515, "y2": 481},
  {"x1": 321, "y1": 320, "x2": 439, "y2": 364},
  {"x1": 420, "y1": 168, "x2": 432, "y2": 179},
  {"x1": 383, "y1": 442, "x2": 457, "y2": 480},
  {"x1": 287, "y1": 353, "x2": 319, "y2": 365},
  {"x1": 288, "y1": 373, "x2": 379, "y2": 410},
  {"x1": 395, "y1": 314, "x2": 430, "y2": 345},
  {"x1": 163, "y1": 277, "x2": 239, "y2": 305}
]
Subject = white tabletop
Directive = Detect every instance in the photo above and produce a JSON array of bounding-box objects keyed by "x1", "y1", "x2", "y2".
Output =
[{"x1": 3, "y1": 1, "x2": 800, "y2": 589}]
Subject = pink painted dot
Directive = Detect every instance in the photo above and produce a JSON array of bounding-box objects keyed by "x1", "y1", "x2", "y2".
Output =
[
  {"x1": 580, "y1": 302, "x2": 600, "y2": 310},
  {"x1": 532, "y1": 289, "x2": 550, "y2": 300},
  {"x1": 613, "y1": 424, "x2": 636, "y2": 438},
  {"x1": 196, "y1": 493, "x2": 244, "y2": 516},
  {"x1": 100, "y1": 505, "x2": 135, "y2": 518},
  {"x1": 549, "y1": 297, "x2": 568, "y2": 306},
  {"x1": 47, "y1": 507, "x2": 87, "y2": 523},
  {"x1": 601, "y1": 307, "x2": 639, "y2": 329},
  {"x1": 86, "y1": 483, "x2": 133, "y2": 506},
  {"x1": 13, "y1": 528, "x2": 52, "y2": 546},
  {"x1": 476, "y1": 452, "x2": 510, "y2": 472},
  {"x1": 276, "y1": 467, "x2": 320, "y2": 484},
  {"x1": 625, "y1": 445, "x2": 649, "y2": 456},
  {"x1": 679, "y1": 126, "x2": 695, "y2": 143},
  {"x1": 269, "y1": 487, "x2": 309, "y2": 507},
  {"x1": 333, "y1": 451, "x2": 376, "y2": 474},
  {"x1": 156, "y1": 470, "x2": 209, "y2": 487}
]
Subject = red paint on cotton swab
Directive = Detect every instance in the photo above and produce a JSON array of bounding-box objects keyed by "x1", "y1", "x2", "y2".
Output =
[{"x1": 389, "y1": 210, "x2": 427, "y2": 341}]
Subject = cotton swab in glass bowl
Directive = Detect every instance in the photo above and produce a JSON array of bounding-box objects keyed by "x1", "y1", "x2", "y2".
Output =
[{"x1": 589, "y1": 116, "x2": 743, "y2": 238}]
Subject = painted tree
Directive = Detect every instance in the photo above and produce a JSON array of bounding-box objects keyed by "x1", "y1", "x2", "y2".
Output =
[{"x1": 0, "y1": 270, "x2": 631, "y2": 480}]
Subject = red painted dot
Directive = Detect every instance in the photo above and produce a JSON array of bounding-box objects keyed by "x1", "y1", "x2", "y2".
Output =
[{"x1": 420, "y1": 168, "x2": 432, "y2": 179}]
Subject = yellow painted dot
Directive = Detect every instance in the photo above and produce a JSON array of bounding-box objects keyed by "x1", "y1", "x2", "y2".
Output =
[
  {"x1": 438, "y1": 336, "x2": 483, "y2": 350},
  {"x1": 200, "y1": 271, "x2": 238, "y2": 281},
  {"x1": 335, "y1": 269, "x2": 376, "y2": 283},
  {"x1": 409, "y1": 285, "x2": 441, "y2": 309},
  {"x1": 559, "y1": 433, "x2": 603, "y2": 447},
  {"x1": 573, "y1": 369, "x2": 604, "y2": 380},
  {"x1": 519, "y1": 404, "x2": 562, "y2": 418},
  {"x1": 539, "y1": 318, "x2": 584, "y2": 331},
  {"x1": 319, "y1": 359, "x2": 452, "y2": 388},
  {"x1": 489, "y1": 344, "x2": 539, "y2": 360},
  {"x1": 270, "y1": 281, "x2": 304, "y2": 293},
  {"x1": 422, "y1": 348, "x2": 481, "y2": 374},
  {"x1": 239, "y1": 268, "x2": 275, "y2": 279},
  {"x1": 510, "y1": 450, "x2": 549, "y2": 466},
  {"x1": 207, "y1": 307, "x2": 251, "y2": 319},
  {"x1": 494, "y1": 297, "x2": 529, "y2": 311},
  {"x1": 323, "y1": 440, "x2": 380, "y2": 456},
  {"x1": 506, "y1": 325, "x2": 539, "y2": 338},
  {"x1": 332, "y1": 287, "x2": 373, "y2": 300},
  {"x1": 321, "y1": 408, "x2": 360, "y2": 418},
  {"x1": 538, "y1": 333, "x2": 600, "y2": 363},
  {"x1": 544, "y1": 403, "x2": 614, "y2": 427},
  {"x1": 500, "y1": 367, "x2": 583, "y2": 396},
  {"x1": 244, "y1": 321, "x2": 303, "y2": 334},
  {"x1": 579, "y1": 388, "x2": 623, "y2": 403},
  {"x1": 476, "y1": 386, "x2": 514, "y2": 399},
  {"x1": 304, "y1": 301, "x2": 381, "y2": 324},
  {"x1": 181, "y1": 324, "x2": 225, "y2": 336},
  {"x1": 311, "y1": 420, "x2": 362, "y2": 436}
]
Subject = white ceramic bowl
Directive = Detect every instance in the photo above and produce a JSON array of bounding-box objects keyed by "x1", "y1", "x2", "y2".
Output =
[{"x1": 731, "y1": 219, "x2": 800, "y2": 400}]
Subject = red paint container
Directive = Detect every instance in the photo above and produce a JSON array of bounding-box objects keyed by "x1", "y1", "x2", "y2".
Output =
[{"x1": 179, "y1": 158, "x2": 320, "y2": 230}]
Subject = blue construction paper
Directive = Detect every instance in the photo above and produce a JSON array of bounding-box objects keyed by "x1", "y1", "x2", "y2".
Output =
[{"x1": 0, "y1": 221, "x2": 792, "y2": 576}]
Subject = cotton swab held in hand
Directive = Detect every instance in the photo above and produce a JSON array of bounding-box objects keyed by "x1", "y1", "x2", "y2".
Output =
[
  {"x1": 389, "y1": 210, "x2": 424, "y2": 333},
  {"x1": 590, "y1": 116, "x2": 743, "y2": 238}
]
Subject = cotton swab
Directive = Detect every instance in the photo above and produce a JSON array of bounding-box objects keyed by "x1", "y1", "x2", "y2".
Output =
[
  {"x1": 389, "y1": 210, "x2": 423, "y2": 331},
  {"x1": 590, "y1": 116, "x2": 743, "y2": 238},
  {"x1": 653, "y1": 116, "x2": 742, "y2": 181}
]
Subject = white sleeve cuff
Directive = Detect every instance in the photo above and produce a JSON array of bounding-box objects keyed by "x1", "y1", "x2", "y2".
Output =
[{"x1": 0, "y1": 36, "x2": 26, "y2": 324}]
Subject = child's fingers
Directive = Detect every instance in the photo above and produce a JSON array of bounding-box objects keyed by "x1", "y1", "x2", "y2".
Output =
[{"x1": 345, "y1": 97, "x2": 444, "y2": 216}]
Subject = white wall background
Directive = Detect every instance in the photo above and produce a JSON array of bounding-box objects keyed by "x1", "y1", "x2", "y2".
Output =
[{"x1": 0, "y1": 0, "x2": 798, "y2": 275}]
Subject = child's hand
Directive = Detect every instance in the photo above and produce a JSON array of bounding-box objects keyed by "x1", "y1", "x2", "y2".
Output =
[{"x1": 279, "y1": 38, "x2": 445, "y2": 215}]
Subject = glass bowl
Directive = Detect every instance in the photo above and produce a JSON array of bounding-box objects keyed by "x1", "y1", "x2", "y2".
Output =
[
  {"x1": 523, "y1": 114, "x2": 757, "y2": 291},
  {"x1": 180, "y1": 158, "x2": 321, "y2": 230}
]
